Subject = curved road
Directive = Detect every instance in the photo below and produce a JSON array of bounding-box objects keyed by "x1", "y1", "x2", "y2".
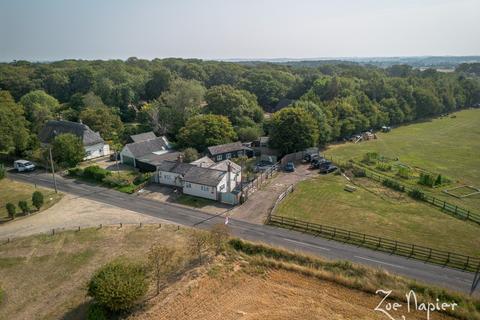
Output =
[{"x1": 5, "y1": 171, "x2": 478, "y2": 295}]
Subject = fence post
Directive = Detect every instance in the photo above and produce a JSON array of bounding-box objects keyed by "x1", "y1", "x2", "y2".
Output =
[
  {"x1": 410, "y1": 244, "x2": 415, "y2": 257},
  {"x1": 455, "y1": 206, "x2": 458, "y2": 216},
  {"x1": 52, "y1": 229, "x2": 55, "y2": 235},
  {"x1": 427, "y1": 248, "x2": 432, "y2": 261},
  {"x1": 464, "y1": 256, "x2": 470, "y2": 271}
]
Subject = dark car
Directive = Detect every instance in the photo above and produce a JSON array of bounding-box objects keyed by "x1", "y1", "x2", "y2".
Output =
[
  {"x1": 311, "y1": 158, "x2": 329, "y2": 169},
  {"x1": 319, "y1": 164, "x2": 338, "y2": 174},
  {"x1": 284, "y1": 162, "x2": 295, "y2": 172},
  {"x1": 303, "y1": 153, "x2": 319, "y2": 163}
]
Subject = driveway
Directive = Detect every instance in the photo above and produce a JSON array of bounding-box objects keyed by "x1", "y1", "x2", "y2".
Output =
[{"x1": 228, "y1": 163, "x2": 316, "y2": 224}]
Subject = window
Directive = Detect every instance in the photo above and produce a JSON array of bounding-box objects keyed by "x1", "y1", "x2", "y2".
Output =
[
  {"x1": 86, "y1": 150, "x2": 92, "y2": 156},
  {"x1": 219, "y1": 184, "x2": 225, "y2": 190},
  {"x1": 216, "y1": 155, "x2": 222, "y2": 161},
  {"x1": 226, "y1": 153, "x2": 231, "y2": 159},
  {"x1": 163, "y1": 174, "x2": 171, "y2": 180},
  {"x1": 186, "y1": 183, "x2": 191, "y2": 188},
  {"x1": 201, "y1": 185, "x2": 209, "y2": 192}
]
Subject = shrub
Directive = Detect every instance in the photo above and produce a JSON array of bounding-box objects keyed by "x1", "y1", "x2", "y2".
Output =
[
  {"x1": 86, "y1": 303, "x2": 107, "y2": 320},
  {"x1": 397, "y1": 166, "x2": 411, "y2": 179},
  {"x1": 362, "y1": 152, "x2": 378, "y2": 164},
  {"x1": 376, "y1": 162, "x2": 392, "y2": 172},
  {"x1": 18, "y1": 200, "x2": 29, "y2": 214},
  {"x1": 0, "y1": 164, "x2": 5, "y2": 180},
  {"x1": 418, "y1": 173, "x2": 435, "y2": 187},
  {"x1": 83, "y1": 166, "x2": 111, "y2": 182},
  {"x1": 133, "y1": 173, "x2": 151, "y2": 186},
  {"x1": 182, "y1": 147, "x2": 199, "y2": 163},
  {"x1": 32, "y1": 191, "x2": 44, "y2": 210},
  {"x1": 382, "y1": 179, "x2": 405, "y2": 192},
  {"x1": 88, "y1": 259, "x2": 148, "y2": 312},
  {"x1": 103, "y1": 175, "x2": 130, "y2": 188},
  {"x1": 408, "y1": 188, "x2": 425, "y2": 200},
  {"x1": 6, "y1": 203, "x2": 16, "y2": 219},
  {"x1": 68, "y1": 167, "x2": 84, "y2": 177}
]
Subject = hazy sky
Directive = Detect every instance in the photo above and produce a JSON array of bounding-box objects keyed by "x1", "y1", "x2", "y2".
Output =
[{"x1": 0, "y1": 0, "x2": 479, "y2": 61}]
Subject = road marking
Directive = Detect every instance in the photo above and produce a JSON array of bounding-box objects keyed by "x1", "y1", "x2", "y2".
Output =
[
  {"x1": 354, "y1": 256, "x2": 406, "y2": 269},
  {"x1": 282, "y1": 238, "x2": 330, "y2": 251}
]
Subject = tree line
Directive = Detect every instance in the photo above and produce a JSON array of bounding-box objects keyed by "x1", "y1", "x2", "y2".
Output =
[{"x1": 1, "y1": 58, "x2": 479, "y2": 159}]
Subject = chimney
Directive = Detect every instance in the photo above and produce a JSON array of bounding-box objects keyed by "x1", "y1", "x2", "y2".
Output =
[
  {"x1": 177, "y1": 154, "x2": 184, "y2": 163},
  {"x1": 79, "y1": 119, "x2": 83, "y2": 124}
]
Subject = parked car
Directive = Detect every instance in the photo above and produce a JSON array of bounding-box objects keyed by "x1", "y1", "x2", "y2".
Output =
[
  {"x1": 284, "y1": 162, "x2": 295, "y2": 172},
  {"x1": 319, "y1": 164, "x2": 338, "y2": 174},
  {"x1": 310, "y1": 158, "x2": 329, "y2": 169},
  {"x1": 253, "y1": 160, "x2": 275, "y2": 172},
  {"x1": 303, "y1": 153, "x2": 319, "y2": 163},
  {"x1": 14, "y1": 160, "x2": 36, "y2": 172}
]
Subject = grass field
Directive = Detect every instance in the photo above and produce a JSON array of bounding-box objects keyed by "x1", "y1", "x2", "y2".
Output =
[
  {"x1": 275, "y1": 174, "x2": 480, "y2": 257},
  {"x1": 1, "y1": 226, "x2": 477, "y2": 320},
  {"x1": 0, "y1": 179, "x2": 62, "y2": 222},
  {"x1": 325, "y1": 109, "x2": 480, "y2": 212}
]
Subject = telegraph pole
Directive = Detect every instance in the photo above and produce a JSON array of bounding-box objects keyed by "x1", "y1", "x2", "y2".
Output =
[{"x1": 49, "y1": 147, "x2": 58, "y2": 193}]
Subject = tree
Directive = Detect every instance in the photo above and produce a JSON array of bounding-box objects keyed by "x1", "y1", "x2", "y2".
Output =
[
  {"x1": 0, "y1": 91, "x2": 30, "y2": 154},
  {"x1": 188, "y1": 230, "x2": 210, "y2": 263},
  {"x1": 18, "y1": 200, "x2": 29, "y2": 215},
  {"x1": 292, "y1": 101, "x2": 332, "y2": 145},
  {"x1": 88, "y1": 259, "x2": 148, "y2": 312},
  {"x1": 147, "y1": 244, "x2": 177, "y2": 295},
  {"x1": 32, "y1": 191, "x2": 44, "y2": 210},
  {"x1": 182, "y1": 147, "x2": 199, "y2": 163},
  {"x1": 269, "y1": 107, "x2": 318, "y2": 155},
  {"x1": 51, "y1": 133, "x2": 85, "y2": 168},
  {"x1": 0, "y1": 164, "x2": 5, "y2": 180},
  {"x1": 6, "y1": 203, "x2": 16, "y2": 219},
  {"x1": 177, "y1": 114, "x2": 237, "y2": 151},
  {"x1": 20, "y1": 90, "x2": 59, "y2": 132},
  {"x1": 204, "y1": 85, "x2": 263, "y2": 126},
  {"x1": 144, "y1": 68, "x2": 172, "y2": 100},
  {"x1": 236, "y1": 126, "x2": 261, "y2": 142},
  {"x1": 80, "y1": 105, "x2": 123, "y2": 141},
  {"x1": 210, "y1": 223, "x2": 230, "y2": 255}
]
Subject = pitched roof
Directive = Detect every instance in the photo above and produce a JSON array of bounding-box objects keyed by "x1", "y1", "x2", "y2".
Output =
[
  {"x1": 124, "y1": 136, "x2": 171, "y2": 158},
  {"x1": 156, "y1": 160, "x2": 194, "y2": 175},
  {"x1": 38, "y1": 120, "x2": 105, "y2": 146},
  {"x1": 207, "y1": 142, "x2": 245, "y2": 156},
  {"x1": 209, "y1": 160, "x2": 241, "y2": 173},
  {"x1": 190, "y1": 156, "x2": 215, "y2": 168},
  {"x1": 183, "y1": 166, "x2": 226, "y2": 187},
  {"x1": 130, "y1": 131, "x2": 157, "y2": 143},
  {"x1": 137, "y1": 151, "x2": 183, "y2": 166}
]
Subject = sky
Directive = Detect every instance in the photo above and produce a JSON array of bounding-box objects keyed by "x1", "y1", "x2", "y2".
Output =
[{"x1": 0, "y1": 0, "x2": 479, "y2": 61}]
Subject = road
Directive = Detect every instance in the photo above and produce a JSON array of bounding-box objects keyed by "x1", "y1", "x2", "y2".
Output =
[{"x1": 4, "y1": 170, "x2": 478, "y2": 295}]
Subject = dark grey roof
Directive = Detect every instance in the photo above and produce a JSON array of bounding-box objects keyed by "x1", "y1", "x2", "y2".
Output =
[
  {"x1": 156, "y1": 160, "x2": 195, "y2": 175},
  {"x1": 184, "y1": 166, "x2": 226, "y2": 187},
  {"x1": 138, "y1": 152, "x2": 183, "y2": 167},
  {"x1": 38, "y1": 120, "x2": 105, "y2": 146},
  {"x1": 207, "y1": 142, "x2": 245, "y2": 156},
  {"x1": 130, "y1": 131, "x2": 157, "y2": 143},
  {"x1": 125, "y1": 137, "x2": 170, "y2": 158}
]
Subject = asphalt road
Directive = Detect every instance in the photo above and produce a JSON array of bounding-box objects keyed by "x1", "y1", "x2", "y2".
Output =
[{"x1": 5, "y1": 171, "x2": 478, "y2": 295}]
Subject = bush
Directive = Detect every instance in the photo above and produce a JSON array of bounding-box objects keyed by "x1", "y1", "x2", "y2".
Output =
[
  {"x1": 362, "y1": 152, "x2": 378, "y2": 164},
  {"x1": 133, "y1": 173, "x2": 151, "y2": 186},
  {"x1": 87, "y1": 303, "x2": 107, "y2": 320},
  {"x1": 18, "y1": 200, "x2": 29, "y2": 214},
  {"x1": 68, "y1": 167, "x2": 84, "y2": 177},
  {"x1": 6, "y1": 203, "x2": 16, "y2": 219},
  {"x1": 83, "y1": 166, "x2": 111, "y2": 182},
  {"x1": 103, "y1": 175, "x2": 130, "y2": 188},
  {"x1": 408, "y1": 188, "x2": 425, "y2": 200},
  {"x1": 32, "y1": 191, "x2": 44, "y2": 210},
  {"x1": 0, "y1": 164, "x2": 5, "y2": 180},
  {"x1": 418, "y1": 173, "x2": 435, "y2": 187},
  {"x1": 397, "y1": 166, "x2": 411, "y2": 179},
  {"x1": 88, "y1": 259, "x2": 148, "y2": 312},
  {"x1": 375, "y1": 162, "x2": 392, "y2": 172},
  {"x1": 352, "y1": 167, "x2": 366, "y2": 177},
  {"x1": 382, "y1": 179, "x2": 405, "y2": 192},
  {"x1": 182, "y1": 147, "x2": 199, "y2": 163}
]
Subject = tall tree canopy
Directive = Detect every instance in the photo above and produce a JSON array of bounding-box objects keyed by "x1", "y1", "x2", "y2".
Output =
[
  {"x1": 80, "y1": 105, "x2": 123, "y2": 141},
  {"x1": 20, "y1": 90, "x2": 59, "y2": 132},
  {"x1": 0, "y1": 91, "x2": 30, "y2": 154}
]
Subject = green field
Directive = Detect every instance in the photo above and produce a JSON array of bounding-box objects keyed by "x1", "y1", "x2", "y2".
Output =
[
  {"x1": 276, "y1": 175, "x2": 480, "y2": 257},
  {"x1": 325, "y1": 109, "x2": 480, "y2": 212},
  {"x1": 0, "y1": 179, "x2": 62, "y2": 222}
]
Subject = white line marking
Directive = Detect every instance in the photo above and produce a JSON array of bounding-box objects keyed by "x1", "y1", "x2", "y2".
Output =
[
  {"x1": 282, "y1": 238, "x2": 331, "y2": 251},
  {"x1": 354, "y1": 256, "x2": 406, "y2": 269}
]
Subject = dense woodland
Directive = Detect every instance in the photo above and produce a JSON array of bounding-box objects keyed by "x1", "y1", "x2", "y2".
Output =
[{"x1": 1, "y1": 58, "x2": 480, "y2": 159}]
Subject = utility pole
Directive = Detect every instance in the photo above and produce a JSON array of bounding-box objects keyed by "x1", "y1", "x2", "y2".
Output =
[{"x1": 49, "y1": 147, "x2": 58, "y2": 194}]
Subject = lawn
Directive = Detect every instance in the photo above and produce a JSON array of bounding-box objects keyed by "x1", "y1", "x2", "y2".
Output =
[
  {"x1": 275, "y1": 174, "x2": 480, "y2": 257},
  {"x1": 175, "y1": 194, "x2": 216, "y2": 208},
  {"x1": 0, "y1": 178, "x2": 62, "y2": 222},
  {"x1": 325, "y1": 108, "x2": 480, "y2": 212}
]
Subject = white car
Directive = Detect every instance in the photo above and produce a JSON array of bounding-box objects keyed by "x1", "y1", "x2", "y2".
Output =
[{"x1": 14, "y1": 160, "x2": 36, "y2": 172}]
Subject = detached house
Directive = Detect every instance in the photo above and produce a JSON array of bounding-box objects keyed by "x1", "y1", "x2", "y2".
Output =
[
  {"x1": 207, "y1": 142, "x2": 249, "y2": 162},
  {"x1": 39, "y1": 120, "x2": 110, "y2": 160},
  {"x1": 154, "y1": 159, "x2": 242, "y2": 204},
  {"x1": 120, "y1": 132, "x2": 181, "y2": 171}
]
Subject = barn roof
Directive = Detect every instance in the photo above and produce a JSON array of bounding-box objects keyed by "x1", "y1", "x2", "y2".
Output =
[{"x1": 38, "y1": 120, "x2": 105, "y2": 146}]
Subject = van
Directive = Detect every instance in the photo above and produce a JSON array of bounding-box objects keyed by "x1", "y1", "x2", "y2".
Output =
[{"x1": 14, "y1": 160, "x2": 36, "y2": 172}]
